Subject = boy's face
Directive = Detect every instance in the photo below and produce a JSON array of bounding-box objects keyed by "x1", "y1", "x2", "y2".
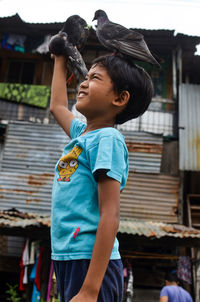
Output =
[{"x1": 76, "y1": 64, "x2": 118, "y2": 119}]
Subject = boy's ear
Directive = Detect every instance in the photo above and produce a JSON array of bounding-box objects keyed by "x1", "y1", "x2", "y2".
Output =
[{"x1": 113, "y1": 90, "x2": 130, "y2": 108}]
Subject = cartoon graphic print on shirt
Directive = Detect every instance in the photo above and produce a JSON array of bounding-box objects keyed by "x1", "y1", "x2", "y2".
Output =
[{"x1": 57, "y1": 145, "x2": 82, "y2": 182}]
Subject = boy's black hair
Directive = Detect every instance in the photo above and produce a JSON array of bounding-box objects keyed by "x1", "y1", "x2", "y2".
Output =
[
  {"x1": 92, "y1": 54, "x2": 154, "y2": 124},
  {"x1": 165, "y1": 271, "x2": 178, "y2": 283}
]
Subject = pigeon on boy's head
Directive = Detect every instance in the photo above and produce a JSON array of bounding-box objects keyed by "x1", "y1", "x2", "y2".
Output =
[{"x1": 92, "y1": 9, "x2": 160, "y2": 67}]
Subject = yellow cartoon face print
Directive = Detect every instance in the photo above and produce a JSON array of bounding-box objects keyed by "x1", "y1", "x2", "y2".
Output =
[{"x1": 57, "y1": 146, "x2": 82, "y2": 182}]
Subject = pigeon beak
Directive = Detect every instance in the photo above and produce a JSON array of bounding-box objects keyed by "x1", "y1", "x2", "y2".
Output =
[{"x1": 92, "y1": 16, "x2": 97, "y2": 21}]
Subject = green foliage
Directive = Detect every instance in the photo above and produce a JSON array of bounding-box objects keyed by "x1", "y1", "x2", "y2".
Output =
[{"x1": 6, "y1": 284, "x2": 21, "y2": 302}]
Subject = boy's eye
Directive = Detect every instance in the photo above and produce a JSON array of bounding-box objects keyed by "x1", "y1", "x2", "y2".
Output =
[
  {"x1": 92, "y1": 75, "x2": 99, "y2": 79},
  {"x1": 84, "y1": 74, "x2": 100, "y2": 80}
]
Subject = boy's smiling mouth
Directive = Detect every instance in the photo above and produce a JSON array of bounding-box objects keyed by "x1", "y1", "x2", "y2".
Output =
[{"x1": 78, "y1": 90, "x2": 88, "y2": 97}]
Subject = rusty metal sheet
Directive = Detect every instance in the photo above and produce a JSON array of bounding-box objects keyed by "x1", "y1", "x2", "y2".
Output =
[
  {"x1": 1, "y1": 121, "x2": 68, "y2": 174},
  {"x1": 0, "y1": 121, "x2": 69, "y2": 214},
  {"x1": 122, "y1": 131, "x2": 163, "y2": 173},
  {"x1": 120, "y1": 172, "x2": 179, "y2": 223},
  {"x1": 2, "y1": 121, "x2": 163, "y2": 176},
  {"x1": 0, "y1": 210, "x2": 50, "y2": 228},
  {"x1": 119, "y1": 219, "x2": 200, "y2": 239},
  {"x1": 0, "y1": 121, "x2": 165, "y2": 215},
  {"x1": 1, "y1": 210, "x2": 200, "y2": 240},
  {"x1": 179, "y1": 84, "x2": 200, "y2": 171},
  {"x1": 0, "y1": 172, "x2": 53, "y2": 214}
]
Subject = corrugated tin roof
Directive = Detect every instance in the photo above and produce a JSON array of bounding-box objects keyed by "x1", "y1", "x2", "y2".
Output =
[
  {"x1": 0, "y1": 14, "x2": 63, "y2": 35},
  {"x1": 119, "y1": 219, "x2": 200, "y2": 239},
  {"x1": 1, "y1": 210, "x2": 200, "y2": 240},
  {"x1": 120, "y1": 172, "x2": 179, "y2": 223},
  {"x1": 0, "y1": 210, "x2": 50, "y2": 228},
  {"x1": 179, "y1": 84, "x2": 200, "y2": 171},
  {"x1": 1, "y1": 14, "x2": 200, "y2": 55}
]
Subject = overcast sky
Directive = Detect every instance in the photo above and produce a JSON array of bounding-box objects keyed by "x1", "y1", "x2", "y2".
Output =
[{"x1": 0, "y1": 0, "x2": 200, "y2": 54}]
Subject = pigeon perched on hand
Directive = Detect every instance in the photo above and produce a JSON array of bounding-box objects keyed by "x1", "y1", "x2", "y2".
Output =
[
  {"x1": 92, "y1": 10, "x2": 160, "y2": 67},
  {"x1": 49, "y1": 15, "x2": 89, "y2": 78},
  {"x1": 61, "y1": 15, "x2": 89, "y2": 51}
]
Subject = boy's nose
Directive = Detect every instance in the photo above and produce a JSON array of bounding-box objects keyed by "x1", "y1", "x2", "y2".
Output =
[{"x1": 80, "y1": 79, "x2": 89, "y2": 88}]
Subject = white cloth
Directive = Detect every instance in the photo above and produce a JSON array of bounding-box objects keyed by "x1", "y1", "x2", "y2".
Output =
[
  {"x1": 22, "y1": 239, "x2": 29, "y2": 266},
  {"x1": 29, "y1": 241, "x2": 39, "y2": 265},
  {"x1": 34, "y1": 35, "x2": 52, "y2": 54},
  {"x1": 23, "y1": 266, "x2": 28, "y2": 284},
  {"x1": 6, "y1": 34, "x2": 26, "y2": 47},
  {"x1": 22, "y1": 239, "x2": 29, "y2": 284},
  {"x1": 127, "y1": 269, "x2": 134, "y2": 301}
]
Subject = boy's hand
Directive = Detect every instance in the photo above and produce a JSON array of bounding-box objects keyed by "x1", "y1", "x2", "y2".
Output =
[{"x1": 69, "y1": 291, "x2": 97, "y2": 302}]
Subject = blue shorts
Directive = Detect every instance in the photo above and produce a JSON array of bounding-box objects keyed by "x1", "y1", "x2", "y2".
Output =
[{"x1": 53, "y1": 259, "x2": 124, "y2": 302}]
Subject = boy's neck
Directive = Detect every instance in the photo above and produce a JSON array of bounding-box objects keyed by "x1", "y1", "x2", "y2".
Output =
[{"x1": 84, "y1": 117, "x2": 115, "y2": 133}]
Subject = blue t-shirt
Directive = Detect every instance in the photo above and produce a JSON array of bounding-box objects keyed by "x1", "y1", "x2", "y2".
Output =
[
  {"x1": 51, "y1": 118, "x2": 129, "y2": 260},
  {"x1": 160, "y1": 286, "x2": 193, "y2": 302}
]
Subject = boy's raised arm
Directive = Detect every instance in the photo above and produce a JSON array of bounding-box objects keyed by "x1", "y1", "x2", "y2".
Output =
[{"x1": 50, "y1": 55, "x2": 75, "y2": 137}]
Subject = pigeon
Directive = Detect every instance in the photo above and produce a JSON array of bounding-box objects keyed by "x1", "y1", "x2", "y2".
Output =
[
  {"x1": 92, "y1": 10, "x2": 160, "y2": 67},
  {"x1": 49, "y1": 15, "x2": 89, "y2": 78},
  {"x1": 61, "y1": 15, "x2": 89, "y2": 51}
]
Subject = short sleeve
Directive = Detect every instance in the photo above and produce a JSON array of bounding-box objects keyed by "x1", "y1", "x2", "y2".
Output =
[
  {"x1": 70, "y1": 118, "x2": 86, "y2": 139},
  {"x1": 87, "y1": 135, "x2": 128, "y2": 185},
  {"x1": 160, "y1": 287, "x2": 168, "y2": 297}
]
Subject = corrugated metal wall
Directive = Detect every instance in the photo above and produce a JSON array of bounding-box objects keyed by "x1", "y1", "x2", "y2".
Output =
[
  {"x1": 1, "y1": 122, "x2": 163, "y2": 176},
  {"x1": 179, "y1": 84, "x2": 200, "y2": 171},
  {"x1": 0, "y1": 121, "x2": 68, "y2": 213},
  {"x1": 122, "y1": 131, "x2": 163, "y2": 173},
  {"x1": 1, "y1": 121, "x2": 68, "y2": 173},
  {"x1": 120, "y1": 172, "x2": 179, "y2": 223},
  {"x1": 0, "y1": 172, "x2": 52, "y2": 213},
  {"x1": 0, "y1": 121, "x2": 169, "y2": 220}
]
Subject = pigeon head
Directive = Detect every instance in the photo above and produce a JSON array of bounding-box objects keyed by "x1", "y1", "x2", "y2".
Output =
[
  {"x1": 92, "y1": 10, "x2": 108, "y2": 24},
  {"x1": 58, "y1": 31, "x2": 68, "y2": 40},
  {"x1": 49, "y1": 32, "x2": 68, "y2": 56}
]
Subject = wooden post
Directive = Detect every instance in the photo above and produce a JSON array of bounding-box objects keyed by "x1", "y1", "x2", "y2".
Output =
[
  {"x1": 17, "y1": 104, "x2": 24, "y2": 120},
  {"x1": 172, "y1": 50, "x2": 177, "y2": 100},
  {"x1": 177, "y1": 47, "x2": 183, "y2": 85}
]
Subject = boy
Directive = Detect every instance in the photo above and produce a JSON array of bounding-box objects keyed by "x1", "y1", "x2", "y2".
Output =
[
  {"x1": 50, "y1": 54, "x2": 153, "y2": 302},
  {"x1": 160, "y1": 272, "x2": 193, "y2": 302}
]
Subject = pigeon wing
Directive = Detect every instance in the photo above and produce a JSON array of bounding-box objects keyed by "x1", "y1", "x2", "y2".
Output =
[
  {"x1": 99, "y1": 22, "x2": 159, "y2": 66},
  {"x1": 99, "y1": 21, "x2": 143, "y2": 41},
  {"x1": 111, "y1": 38, "x2": 159, "y2": 66},
  {"x1": 65, "y1": 44, "x2": 88, "y2": 78}
]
